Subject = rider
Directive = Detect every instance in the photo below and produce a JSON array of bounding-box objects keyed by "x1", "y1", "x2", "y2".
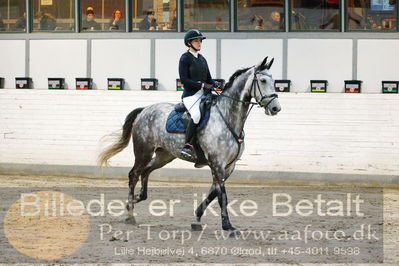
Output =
[{"x1": 179, "y1": 29, "x2": 219, "y2": 160}]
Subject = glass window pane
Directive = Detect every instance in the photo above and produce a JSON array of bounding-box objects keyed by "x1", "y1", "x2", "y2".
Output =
[
  {"x1": 237, "y1": 0, "x2": 284, "y2": 31},
  {"x1": 32, "y1": 0, "x2": 75, "y2": 32},
  {"x1": 291, "y1": 0, "x2": 341, "y2": 30},
  {"x1": 0, "y1": 0, "x2": 26, "y2": 32},
  {"x1": 132, "y1": 0, "x2": 177, "y2": 31},
  {"x1": 184, "y1": 0, "x2": 230, "y2": 31},
  {"x1": 347, "y1": 0, "x2": 396, "y2": 30},
  {"x1": 81, "y1": 0, "x2": 125, "y2": 31}
]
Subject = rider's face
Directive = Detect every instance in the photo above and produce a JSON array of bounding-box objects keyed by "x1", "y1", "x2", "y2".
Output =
[{"x1": 190, "y1": 38, "x2": 202, "y2": 51}]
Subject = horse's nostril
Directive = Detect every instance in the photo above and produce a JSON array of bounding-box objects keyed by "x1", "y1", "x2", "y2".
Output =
[{"x1": 272, "y1": 107, "x2": 280, "y2": 113}]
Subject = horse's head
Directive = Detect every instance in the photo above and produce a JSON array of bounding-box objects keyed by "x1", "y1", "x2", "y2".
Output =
[{"x1": 248, "y1": 57, "x2": 281, "y2": 116}]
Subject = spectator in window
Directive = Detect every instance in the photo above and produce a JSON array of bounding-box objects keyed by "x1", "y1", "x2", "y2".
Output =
[
  {"x1": 264, "y1": 11, "x2": 284, "y2": 30},
  {"x1": 15, "y1": 12, "x2": 26, "y2": 30},
  {"x1": 109, "y1": 9, "x2": 125, "y2": 30},
  {"x1": 39, "y1": 12, "x2": 56, "y2": 31},
  {"x1": 0, "y1": 15, "x2": 5, "y2": 31},
  {"x1": 170, "y1": 9, "x2": 177, "y2": 30},
  {"x1": 139, "y1": 10, "x2": 158, "y2": 31},
  {"x1": 82, "y1": 7, "x2": 100, "y2": 30},
  {"x1": 251, "y1": 14, "x2": 264, "y2": 30}
]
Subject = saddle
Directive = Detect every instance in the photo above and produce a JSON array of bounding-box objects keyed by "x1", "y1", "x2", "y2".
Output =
[
  {"x1": 165, "y1": 94, "x2": 216, "y2": 167},
  {"x1": 165, "y1": 94, "x2": 215, "y2": 133}
]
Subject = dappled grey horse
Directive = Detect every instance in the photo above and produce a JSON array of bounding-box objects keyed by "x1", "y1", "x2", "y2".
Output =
[{"x1": 98, "y1": 57, "x2": 281, "y2": 234}]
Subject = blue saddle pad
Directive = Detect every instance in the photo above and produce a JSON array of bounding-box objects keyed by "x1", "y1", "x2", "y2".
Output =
[{"x1": 166, "y1": 109, "x2": 210, "y2": 133}]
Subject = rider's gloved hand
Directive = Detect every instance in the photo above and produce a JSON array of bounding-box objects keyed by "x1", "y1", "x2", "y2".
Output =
[
  {"x1": 203, "y1": 83, "x2": 214, "y2": 92},
  {"x1": 213, "y1": 81, "x2": 222, "y2": 89}
]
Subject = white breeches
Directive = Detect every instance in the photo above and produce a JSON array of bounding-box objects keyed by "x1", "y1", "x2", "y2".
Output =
[{"x1": 182, "y1": 89, "x2": 204, "y2": 124}]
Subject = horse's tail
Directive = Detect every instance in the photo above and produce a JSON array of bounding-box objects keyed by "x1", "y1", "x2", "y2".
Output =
[{"x1": 98, "y1": 107, "x2": 145, "y2": 166}]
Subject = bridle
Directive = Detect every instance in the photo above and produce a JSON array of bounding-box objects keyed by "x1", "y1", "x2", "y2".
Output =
[
  {"x1": 214, "y1": 69, "x2": 278, "y2": 145},
  {"x1": 215, "y1": 70, "x2": 278, "y2": 108},
  {"x1": 250, "y1": 71, "x2": 279, "y2": 109}
]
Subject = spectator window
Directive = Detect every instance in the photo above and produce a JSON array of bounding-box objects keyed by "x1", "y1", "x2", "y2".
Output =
[
  {"x1": 236, "y1": 0, "x2": 285, "y2": 31},
  {"x1": 132, "y1": 0, "x2": 177, "y2": 31},
  {"x1": 347, "y1": 0, "x2": 397, "y2": 30},
  {"x1": 32, "y1": 0, "x2": 75, "y2": 32},
  {"x1": 0, "y1": 0, "x2": 26, "y2": 32},
  {"x1": 290, "y1": 0, "x2": 341, "y2": 30},
  {"x1": 184, "y1": 0, "x2": 230, "y2": 31},
  {"x1": 81, "y1": 0, "x2": 126, "y2": 31}
]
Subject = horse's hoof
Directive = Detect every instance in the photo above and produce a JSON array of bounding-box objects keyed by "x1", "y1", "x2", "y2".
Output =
[
  {"x1": 125, "y1": 216, "x2": 136, "y2": 225},
  {"x1": 223, "y1": 226, "x2": 240, "y2": 237},
  {"x1": 191, "y1": 222, "x2": 203, "y2": 231},
  {"x1": 228, "y1": 228, "x2": 241, "y2": 237}
]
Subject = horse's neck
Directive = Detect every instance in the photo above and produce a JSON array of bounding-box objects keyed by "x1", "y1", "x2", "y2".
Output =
[{"x1": 218, "y1": 77, "x2": 251, "y2": 135}]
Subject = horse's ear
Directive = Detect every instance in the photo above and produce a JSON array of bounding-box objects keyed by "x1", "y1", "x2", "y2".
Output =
[
  {"x1": 256, "y1": 56, "x2": 268, "y2": 71},
  {"x1": 261, "y1": 56, "x2": 268, "y2": 67},
  {"x1": 266, "y1": 58, "x2": 274, "y2": 70}
]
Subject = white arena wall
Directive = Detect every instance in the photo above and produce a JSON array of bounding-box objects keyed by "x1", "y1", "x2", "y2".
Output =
[
  {"x1": 1, "y1": 38, "x2": 399, "y2": 93},
  {"x1": 0, "y1": 90, "x2": 398, "y2": 181}
]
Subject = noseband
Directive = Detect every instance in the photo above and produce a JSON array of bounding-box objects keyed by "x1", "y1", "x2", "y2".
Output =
[{"x1": 250, "y1": 71, "x2": 278, "y2": 108}]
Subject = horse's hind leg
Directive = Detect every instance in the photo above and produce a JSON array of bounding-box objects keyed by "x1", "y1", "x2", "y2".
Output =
[
  {"x1": 133, "y1": 149, "x2": 176, "y2": 204},
  {"x1": 126, "y1": 150, "x2": 154, "y2": 224},
  {"x1": 191, "y1": 183, "x2": 217, "y2": 230}
]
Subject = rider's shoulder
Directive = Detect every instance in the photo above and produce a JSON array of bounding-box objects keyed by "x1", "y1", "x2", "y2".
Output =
[
  {"x1": 180, "y1": 51, "x2": 191, "y2": 57},
  {"x1": 180, "y1": 52, "x2": 189, "y2": 60}
]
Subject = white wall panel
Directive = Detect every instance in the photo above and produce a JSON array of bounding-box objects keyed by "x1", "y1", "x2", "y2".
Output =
[
  {"x1": 1, "y1": 90, "x2": 398, "y2": 176},
  {"x1": 221, "y1": 39, "x2": 283, "y2": 80},
  {"x1": 358, "y1": 40, "x2": 399, "y2": 93},
  {"x1": 287, "y1": 39, "x2": 352, "y2": 92},
  {"x1": 30, "y1": 40, "x2": 87, "y2": 89},
  {"x1": 0, "y1": 40, "x2": 25, "y2": 88},
  {"x1": 155, "y1": 39, "x2": 217, "y2": 90},
  {"x1": 91, "y1": 39, "x2": 151, "y2": 90}
]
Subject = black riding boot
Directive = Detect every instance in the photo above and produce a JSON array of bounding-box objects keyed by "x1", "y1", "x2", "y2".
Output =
[{"x1": 181, "y1": 119, "x2": 198, "y2": 161}]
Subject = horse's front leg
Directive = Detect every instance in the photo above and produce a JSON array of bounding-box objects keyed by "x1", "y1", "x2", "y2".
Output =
[
  {"x1": 191, "y1": 164, "x2": 237, "y2": 231},
  {"x1": 212, "y1": 164, "x2": 239, "y2": 234}
]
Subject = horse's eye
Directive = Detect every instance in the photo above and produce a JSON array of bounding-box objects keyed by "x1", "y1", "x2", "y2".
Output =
[{"x1": 260, "y1": 79, "x2": 267, "y2": 83}]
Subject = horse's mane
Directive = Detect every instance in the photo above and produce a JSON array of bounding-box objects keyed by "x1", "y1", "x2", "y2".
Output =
[{"x1": 223, "y1": 66, "x2": 252, "y2": 91}]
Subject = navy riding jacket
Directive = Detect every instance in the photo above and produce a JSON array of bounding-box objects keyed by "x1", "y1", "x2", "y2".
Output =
[{"x1": 178, "y1": 51, "x2": 214, "y2": 98}]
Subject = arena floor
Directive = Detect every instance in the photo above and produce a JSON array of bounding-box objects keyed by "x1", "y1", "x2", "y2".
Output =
[{"x1": 0, "y1": 173, "x2": 398, "y2": 264}]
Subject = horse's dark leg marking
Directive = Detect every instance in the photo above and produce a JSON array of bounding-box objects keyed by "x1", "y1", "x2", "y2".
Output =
[
  {"x1": 194, "y1": 183, "x2": 217, "y2": 223},
  {"x1": 126, "y1": 146, "x2": 154, "y2": 224},
  {"x1": 209, "y1": 163, "x2": 237, "y2": 233},
  {"x1": 194, "y1": 163, "x2": 235, "y2": 224},
  {"x1": 215, "y1": 181, "x2": 234, "y2": 231},
  {"x1": 126, "y1": 163, "x2": 141, "y2": 224},
  {"x1": 133, "y1": 149, "x2": 176, "y2": 204}
]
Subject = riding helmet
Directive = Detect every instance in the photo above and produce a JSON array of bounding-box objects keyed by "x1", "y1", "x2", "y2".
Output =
[{"x1": 184, "y1": 29, "x2": 206, "y2": 47}]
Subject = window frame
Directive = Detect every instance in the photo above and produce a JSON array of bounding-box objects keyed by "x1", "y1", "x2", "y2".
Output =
[
  {"x1": 0, "y1": 0, "x2": 28, "y2": 33},
  {"x1": 130, "y1": 0, "x2": 178, "y2": 32},
  {"x1": 288, "y1": 0, "x2": 342, "y2": 32},
  {"x1": 2, "y1": 0, "x2": 399, "y2": 33},
  {"x1": 182, "y1": 0, "x2": 231, "y2": 32},
  {"x1": 79, "y1": 0, "x2": 127, "y2": 32},
  {"x1": 344, "y1": 0, "x2": 398, "y2": 32},
  {"x1": 234, "y1": 0, "x2": 286, "y2": 32},
  {"x1": 30, "y1": 0, "x2": 77, "y2": 33}
]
